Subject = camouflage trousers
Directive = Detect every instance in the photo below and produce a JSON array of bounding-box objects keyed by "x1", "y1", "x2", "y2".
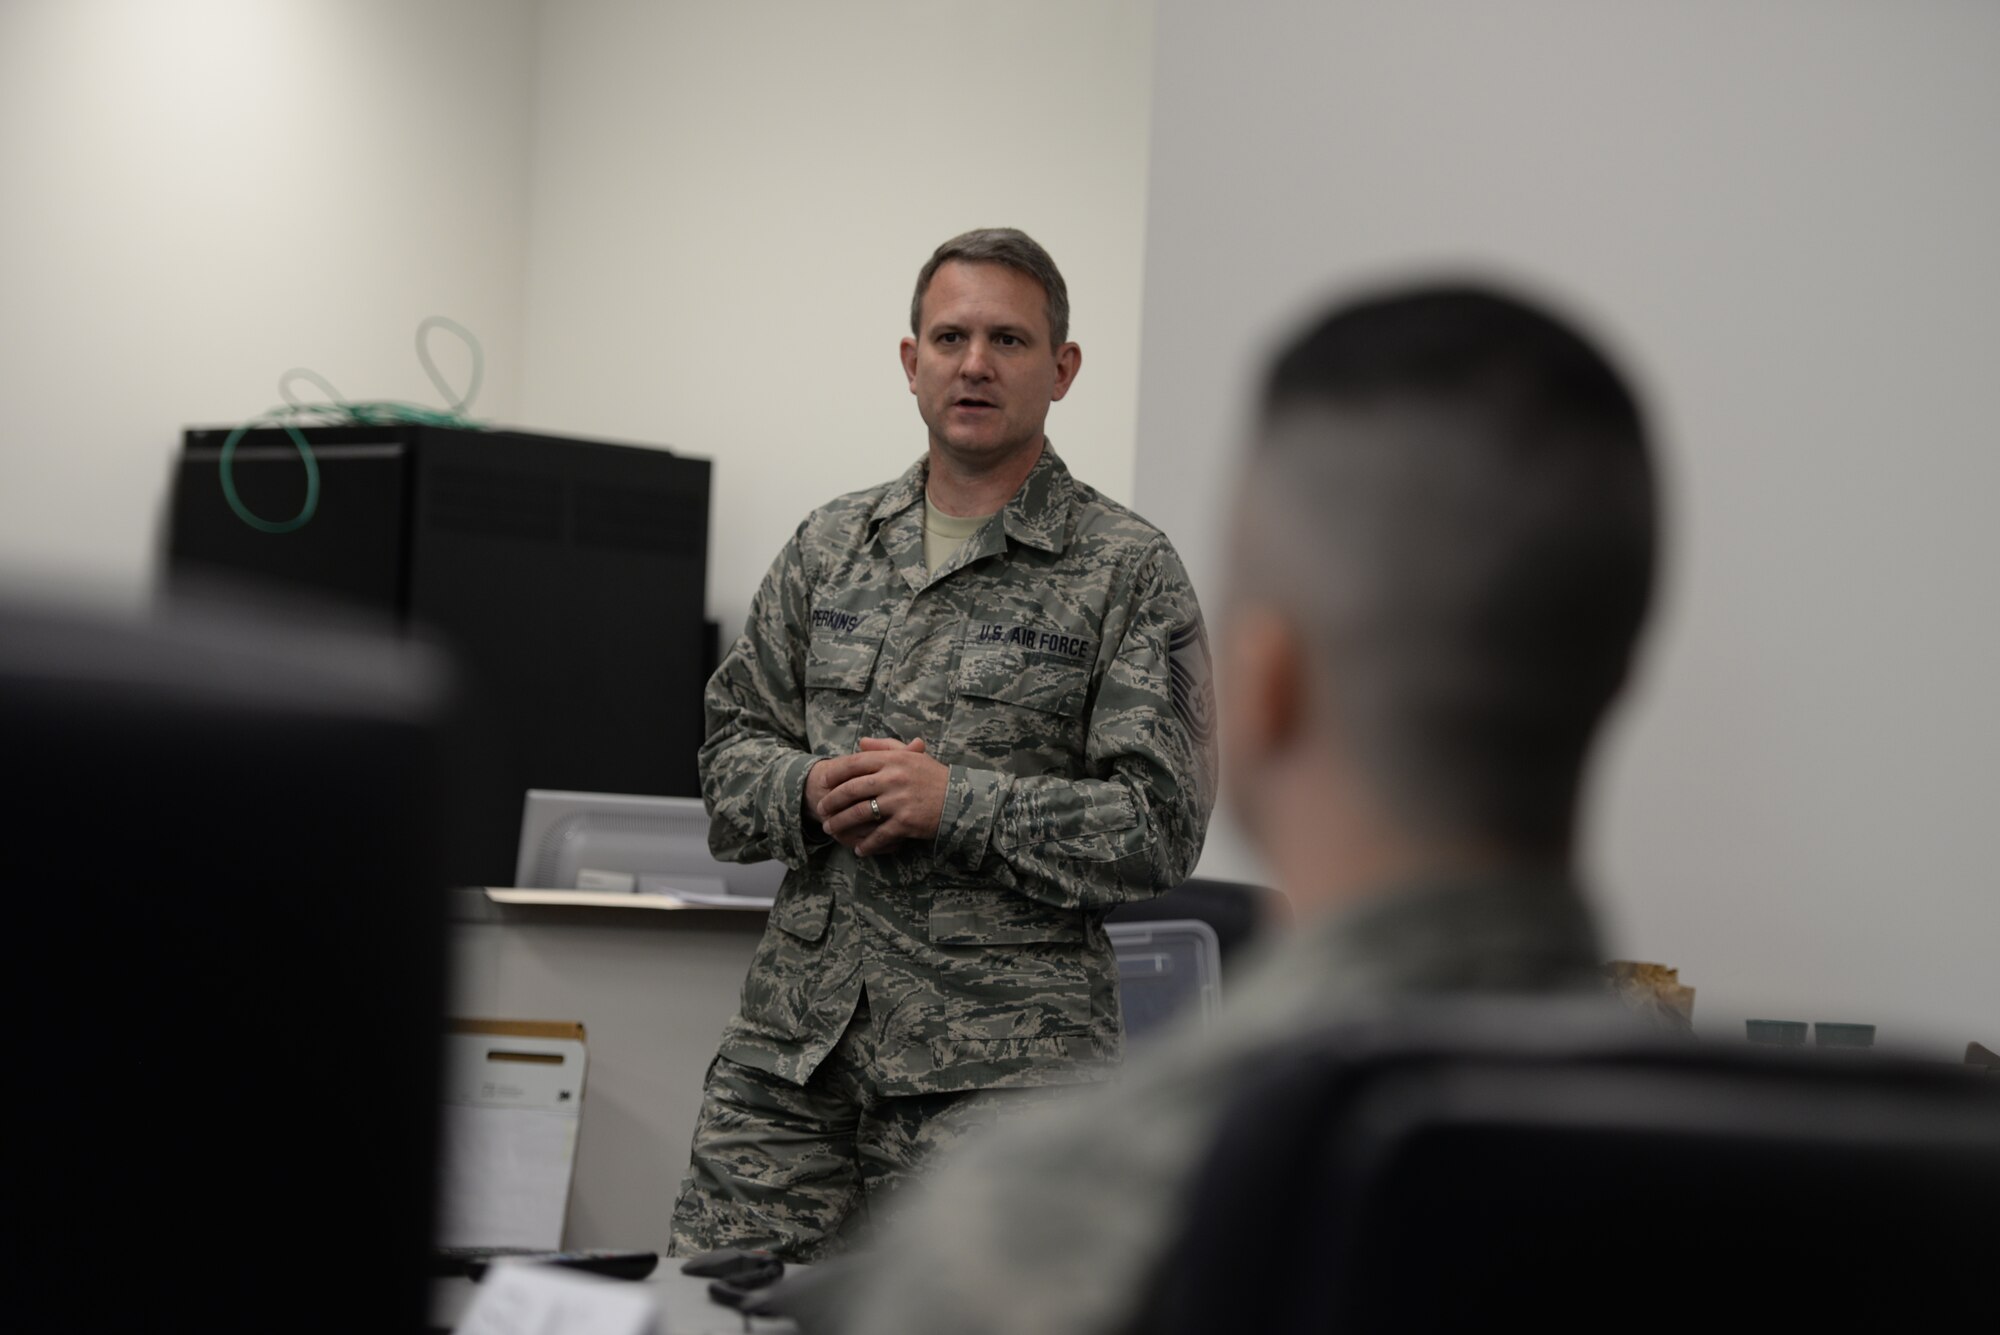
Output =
[{"x1": 670, "y1": 990, "x2": 1077, "y2": 1263}]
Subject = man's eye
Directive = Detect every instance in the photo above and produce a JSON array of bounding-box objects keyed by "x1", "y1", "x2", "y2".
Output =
[
  {"x1": 936, "y1": 332, "x2": 961, "y2": 344},
  {"x1": 996, "y1": 335, "x2": 1022, "y2": 347}
]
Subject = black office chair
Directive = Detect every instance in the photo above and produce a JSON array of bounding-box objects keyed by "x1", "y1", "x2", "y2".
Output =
[
  {"x1": 1108, "y1": 876, "x2": 1290, "y2": 969},
  {"x1": 1144, "y1": 1001, "x2": 2000, "y2": 1332}
]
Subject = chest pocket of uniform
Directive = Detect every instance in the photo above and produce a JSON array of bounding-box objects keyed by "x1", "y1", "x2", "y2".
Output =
[
  {"x1": 949, "y1": 619, "x2": 1093, "y2": 775},
  {"x1": 804, "y1": 618, "x2": 887, "y2": 751},
  {"x1": 953, "y1": 646, "x2": 1091, "y2": 719}
]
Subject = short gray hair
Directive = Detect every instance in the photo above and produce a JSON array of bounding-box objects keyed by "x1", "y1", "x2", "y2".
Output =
[{"x1": 910, "y1": 228, "x2": 1071, "y2": 346}]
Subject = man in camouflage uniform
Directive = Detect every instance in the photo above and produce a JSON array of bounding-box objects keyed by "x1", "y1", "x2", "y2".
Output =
[
  {"x1": 669, "y1": 228, "x2": 1216, "y2": 1261},
  {"x1": 840, "y1": 283, "x2": 1662, "y2": 1332}
]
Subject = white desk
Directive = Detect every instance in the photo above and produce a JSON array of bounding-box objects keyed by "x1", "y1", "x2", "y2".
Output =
[
  {"x1": 448, "y1": 889, "x2": 768, "y2": 1250},
  {"x1": 430, "y1": 1267, "x2": 800, "y2": 1334}
]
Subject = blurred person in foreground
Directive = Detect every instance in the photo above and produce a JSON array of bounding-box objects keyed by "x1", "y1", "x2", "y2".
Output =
[{"x1": 840, "y1": 281, "x2": 1660, "y2": 1334}]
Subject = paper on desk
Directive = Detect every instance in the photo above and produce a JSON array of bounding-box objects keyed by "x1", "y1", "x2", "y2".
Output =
[
  {"x1": 631, "y1": 873, "x2": 774, "y2": 909},
  {"x1": 483, "y1": 887, "x2": 775, "y2": 911},
  {"x1": 453, "y1": 1261, "x2": 657, "y2": 1335},
  {"x1": 665, "y1": 889, "x2": 777, "y2": 909}
]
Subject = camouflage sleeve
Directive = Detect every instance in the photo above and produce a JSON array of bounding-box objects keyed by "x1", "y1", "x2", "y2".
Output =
[
  {"x1": 698, "y1": 524, "x2": 824, "y2": 869},
  {"x1": 932, "y1": 538, "x2": 1217, "y2": 910}
]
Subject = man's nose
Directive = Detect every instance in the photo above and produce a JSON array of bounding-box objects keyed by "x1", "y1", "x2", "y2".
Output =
[{"x1": 960, "y1": 337, "x2": 994, "y2": 379}]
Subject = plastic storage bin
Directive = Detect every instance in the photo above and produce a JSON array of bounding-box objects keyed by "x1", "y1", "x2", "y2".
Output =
[{"x1": 1110, "y1": 917, "x2": 1222, "y2": 1043}]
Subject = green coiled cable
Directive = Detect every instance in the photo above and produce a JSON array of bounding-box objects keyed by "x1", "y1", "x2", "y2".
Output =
[{"x1": 218, "y1": 315, "x2": 484, "y2": 533}]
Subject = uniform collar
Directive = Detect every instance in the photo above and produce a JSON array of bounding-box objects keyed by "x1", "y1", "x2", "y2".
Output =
[
  {"x1": 867, "y1": 440, "x2": 1076, "y2": 556},
  {"x1": 1223, "y1": 873, "x2": 1604, "y2": 1036},
  {"x1": 1312, "y1": 873, "x2": 1603, "y2": 996}
]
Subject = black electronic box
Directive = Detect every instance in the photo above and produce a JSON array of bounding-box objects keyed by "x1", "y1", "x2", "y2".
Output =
[{"x1": 167, "y1": 423, "x2": 711, "y2": 886}]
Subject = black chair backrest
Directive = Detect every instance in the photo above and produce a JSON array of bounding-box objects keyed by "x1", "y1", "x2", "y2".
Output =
[
  {"x1": 1108, "y1": 877, "x2": 1289, "y2": 968},
  {"x1": 1146, "y1": 1001, "x2": 2000, "y2": 1332}
]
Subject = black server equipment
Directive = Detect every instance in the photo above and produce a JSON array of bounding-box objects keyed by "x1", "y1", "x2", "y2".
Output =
[{"x1": 167, "y1": 424, "x2": 710, "y2": 886}]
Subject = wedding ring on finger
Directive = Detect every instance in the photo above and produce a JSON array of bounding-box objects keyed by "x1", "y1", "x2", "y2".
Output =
[{"x1": 869, "y1": 796, "x2": 884, "y2": 822}]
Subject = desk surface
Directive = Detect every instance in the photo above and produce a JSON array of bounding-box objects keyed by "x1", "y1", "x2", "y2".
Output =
[{"x1": 431, "y1": 1267, "x2": 800, "y2": 1334}]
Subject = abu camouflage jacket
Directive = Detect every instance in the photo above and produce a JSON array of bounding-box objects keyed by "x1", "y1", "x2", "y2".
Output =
[{"x1": 700, "y1": 445, "x2": 1217, "y2": 1095}]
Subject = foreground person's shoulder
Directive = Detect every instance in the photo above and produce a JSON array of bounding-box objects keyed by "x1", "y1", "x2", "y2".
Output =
[{"x1": 842, "y1": 1056, "x2": 1246, "y2": 1335}]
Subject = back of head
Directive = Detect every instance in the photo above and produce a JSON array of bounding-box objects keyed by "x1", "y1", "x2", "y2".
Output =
[{"x1": 1239, "y1": 283, "x2": 1658, "y2": 858}]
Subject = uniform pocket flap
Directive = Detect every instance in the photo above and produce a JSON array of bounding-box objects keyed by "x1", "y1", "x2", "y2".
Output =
[
  {"x1": 772, "y1": 871, "x2": 832, "y2": 942},
  {"x1": 927, "y1": 883, "x2": 1085, "y2": 945},
  {"x1": 804, "y1": 615, "x2": 888, "y2": 692},
  {"x1": 954, "y1": 650, "x2": 1090, "y2": 718}
]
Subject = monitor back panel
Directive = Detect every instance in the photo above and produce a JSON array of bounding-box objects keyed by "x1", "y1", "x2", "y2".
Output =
[{"x1": 2, "y1": 597, "x2": 451, "y2": 1335}]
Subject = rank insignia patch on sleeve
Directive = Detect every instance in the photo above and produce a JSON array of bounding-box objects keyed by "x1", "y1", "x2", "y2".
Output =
[{"x1": 1168, "y1": 622, "x2": 1216, "y2": 745}]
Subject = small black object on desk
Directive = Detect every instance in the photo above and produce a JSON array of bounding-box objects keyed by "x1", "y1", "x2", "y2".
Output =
[
  {"x1": 681, "y1": 1246, "x2": 787, "y2": 1288},
  {"x1": 433, "y1": 1247, "x2": 660, "y2": 1282}
]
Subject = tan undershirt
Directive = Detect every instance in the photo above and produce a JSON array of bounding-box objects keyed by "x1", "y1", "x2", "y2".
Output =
[{"x1": 923, "y1": 494, "x2": 996, "y2": 573}]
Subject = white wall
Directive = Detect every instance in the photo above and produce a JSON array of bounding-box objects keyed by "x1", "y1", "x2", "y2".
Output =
[
  {"x1": 514, "y1": 0, "x2": 1158, "y2": 640},
  {"x1": 0, "y1": 0, "x2": 536, "y2": 595},
  {"x1": 0, "y1": 0, "x2": 1158, "y2": 636},
  {"x1": 1136, "y1": 0, "x2": 2000, "y2": 1054}
]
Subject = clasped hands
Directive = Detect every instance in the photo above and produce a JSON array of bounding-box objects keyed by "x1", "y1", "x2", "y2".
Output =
[{"x1": 805, "y1": 736, "x2": 950, "y2": 857}]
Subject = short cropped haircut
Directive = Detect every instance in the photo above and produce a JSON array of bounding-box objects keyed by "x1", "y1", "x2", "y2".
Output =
[
  {"x1": 1239, "y1": 283, "x2": 1658, "y2": 856},
  {"x1": 911, "y1": 228, "x2": 1071, "y2": 347}
]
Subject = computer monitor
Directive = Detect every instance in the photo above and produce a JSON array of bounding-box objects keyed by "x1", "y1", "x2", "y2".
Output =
[
  {"x1": 4, "y1": 589, "x2": 454, "y2": 1335},
  {"x1": 514, "y1": 790, "x2": 784, "y2": 905}
]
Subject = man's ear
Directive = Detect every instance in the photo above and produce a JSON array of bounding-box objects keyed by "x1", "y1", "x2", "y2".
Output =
[
  {"x1": 1222, "y1": 604, "x2": 1308, "y2": 774},
  {"x1": 900, "y1": 336, "x2": 919, "y2": 392},
  {"x1": 1050, "y1": 342, "x2": 1082, "y2": 402}
]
